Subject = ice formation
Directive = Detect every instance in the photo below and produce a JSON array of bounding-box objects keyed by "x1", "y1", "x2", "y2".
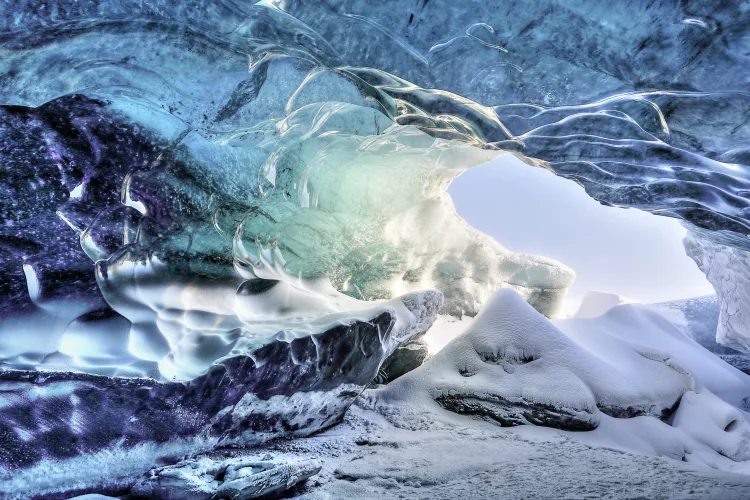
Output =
[
  {"x1": 0, "y1": 71, "x2": 572, "y2": 382},
  {"x1": 1, "y1": 0, "x2": 750, "y2": 497},
  {"x1": 133, "y1": 455, "x2": 322, "y2": 500},
  {"x1": 684, "y1": 234, "x2": 750, "y2": 354},
  {"x1": 3, "y1": 0, "x2": 750, "y2": 377}
]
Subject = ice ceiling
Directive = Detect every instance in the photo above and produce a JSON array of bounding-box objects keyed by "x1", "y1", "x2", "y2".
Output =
[{"x1": 1, "y1": 0, "x2": 750, "y2": 380}]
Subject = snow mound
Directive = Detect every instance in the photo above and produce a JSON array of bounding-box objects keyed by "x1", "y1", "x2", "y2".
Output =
[
  {"x1": 573, "y1": 291, "x2": 632, "y2": 318},
  {"x1": 557, "y1": 301, "x2": 750, "y2": 406},
  {"x1": 366, "y1": 289, "x2": 750, "y2": 471},
  {"x1": 370, "y1": 289, "x2": 694, "y2": 429}
]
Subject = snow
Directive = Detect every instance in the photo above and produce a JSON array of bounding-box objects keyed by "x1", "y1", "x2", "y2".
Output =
[
  {"x1": 16, "y1": 289, "x2": 750, "y2": 499},
  {"x1": 573, "y1": 291, "x2": 632, "y2": 318},
  {"x1": 58, "y1": 407, "x2": 750, "y2": 499},
  {"x1": 223, "y1": 404, "x2": 750, "y2": 500},
  {"x1": 362, "y1": 289, "x2": 750, "y2": 475},
  {"x1": 371, "y1": 289, "x2": 697, "y2": 426},
  {"x1": 556, "y1": 302, "x2": 750, "y2": 407}
]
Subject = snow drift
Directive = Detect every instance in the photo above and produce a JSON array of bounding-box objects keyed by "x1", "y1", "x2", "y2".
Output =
[{"x1": 366, "y1": 289, "x2": 750, "y2": 471}]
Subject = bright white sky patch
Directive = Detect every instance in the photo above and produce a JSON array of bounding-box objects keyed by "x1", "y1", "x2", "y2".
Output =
[{"x1": 448, "y1": 154, "x2": 714, "y2": 313}]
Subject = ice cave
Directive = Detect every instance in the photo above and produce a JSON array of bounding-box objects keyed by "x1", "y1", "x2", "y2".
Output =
[{"x1": 1, "y1": 0, "x2": 750, "y2": 498}]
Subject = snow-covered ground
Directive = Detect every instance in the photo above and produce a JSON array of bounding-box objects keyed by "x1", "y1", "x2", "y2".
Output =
[
  {"x1": 219, "y1": 404, "x2": 750, "y2": 500},
  {"x1": 269, "y1": 290, "x2": 750, "y2": 499}
]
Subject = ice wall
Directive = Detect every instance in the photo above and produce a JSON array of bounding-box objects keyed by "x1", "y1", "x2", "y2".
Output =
[
  {"x1": 684, "y1": 234, "x2": 750, "y2": 354},
  {"x1": 0, "y1": 4, "x2": 574, "y2": 381},
  {"x1": 1, "y1": 0, "x2": 749, "y2": 375}
]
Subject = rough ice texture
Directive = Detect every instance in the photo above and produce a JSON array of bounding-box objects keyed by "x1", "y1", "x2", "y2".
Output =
[
  {"x1": 684, "y1": 234, "x2": 750, "y2": 355},
  {"x1": 364, "y1": 289, "x2": 750, "y2": 470},
  {"x1": 133, "y1": 455, "x2": 321, "y2": 500},
  {"x1": 0, "y1": 291, "x2": 439, "y2": 499}
]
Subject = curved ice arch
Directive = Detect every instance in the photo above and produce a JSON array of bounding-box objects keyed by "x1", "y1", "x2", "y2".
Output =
[
  {"x1": 2, "y1": 1, "x2": 749, "y2": 237},
  {"x1": 2, "y1": 0, "x2": 750, "y2": 374},
  {"x1": 0, "y1": 78, "x2": 572, "y2": 381}
]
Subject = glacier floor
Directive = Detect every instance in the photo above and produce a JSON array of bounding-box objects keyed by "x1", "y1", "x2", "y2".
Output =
[{"x1": 184, "y1": 404, "x2": 750, "y2": 500}]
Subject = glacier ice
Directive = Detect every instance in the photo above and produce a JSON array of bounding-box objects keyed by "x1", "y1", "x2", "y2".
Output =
[
  {"x1": 1, "y1": 0, "x2": 750, "y2": 496},
  {"x1": 2, "y1": 0, "x2": 750, "y2": 382},
  {"x1": 684, "y1": 233, "x2": 750, "y2": 354},
  {"x1": 0, "y1": 74, "x2": 573, "y2": 382}
]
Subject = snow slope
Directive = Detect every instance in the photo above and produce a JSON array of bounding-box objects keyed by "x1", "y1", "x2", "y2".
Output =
[
  {"x1": 557, "y1": 300, "x2": 750, "y2": 407},
  {"x1": 366, "y1": 289, "x2": 750, "y2": 473}
]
